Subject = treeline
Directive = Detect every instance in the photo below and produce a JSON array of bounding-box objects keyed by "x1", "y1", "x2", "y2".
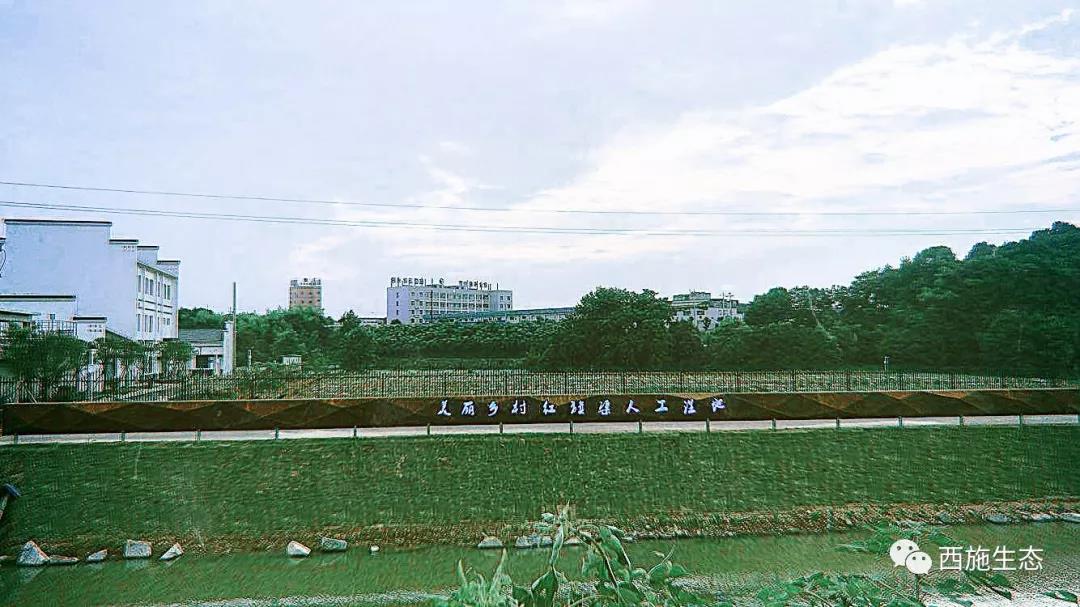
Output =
[
  {"x1": 726, "y1": 221, "x2": 1079, "y2": 375},
  {"x1": 180, "y1": 222, "x2": 1080, "y2": 375},
  {"x1": 180, "y1": 306, "x2": 562, "y2": 370}
]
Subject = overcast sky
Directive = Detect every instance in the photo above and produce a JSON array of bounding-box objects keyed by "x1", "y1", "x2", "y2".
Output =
[{"x1": 2, "y1": 0, "x2": 1079, "y2": 317}]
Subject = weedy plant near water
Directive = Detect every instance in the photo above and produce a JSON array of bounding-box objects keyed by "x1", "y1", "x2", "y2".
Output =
[
  {"x1": 757, "y1": 523, "x2": 1014, "y2": 607},
  {"x1": 437, "y1": 507, "x2": 1077, "y2": 607},
  {"x1": 438, "y1": 504, "x2": 719, "y2": 607}
]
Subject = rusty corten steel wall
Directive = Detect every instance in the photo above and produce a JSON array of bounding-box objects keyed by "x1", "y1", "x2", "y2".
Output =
[{"x1": 1, "y1": 389, "x2": 1077, "y2": 435}]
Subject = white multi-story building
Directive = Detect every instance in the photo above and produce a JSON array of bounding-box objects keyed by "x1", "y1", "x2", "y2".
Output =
[
  {"x1": 669, "y1": 290, "x2": 743, "y2": 330},
  {"x1": 386, "y1": 276, "x2": 512, "y2": 324},
  {"x1": 0, "y1": 219, "x2": 180, "y2": 342}
]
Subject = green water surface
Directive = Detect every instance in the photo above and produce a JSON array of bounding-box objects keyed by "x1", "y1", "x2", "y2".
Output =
[{"x1": 1, "y1": 524, "x2": 1077, "y2": 606}]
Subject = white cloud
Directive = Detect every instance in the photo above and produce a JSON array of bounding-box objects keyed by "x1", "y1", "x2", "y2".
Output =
[
  {"x1": 507, "y1": 10, "x2": 1080, "y2": 235},
  {"x1": 539, "y1": 0, "x2": 649, "y2": 27},
  {"x1": 436, "y1": 140, "x2": 471, "y2": 155},
  {"x1": 295, "y1": 10, "x2": 1080, "y2": 271}
]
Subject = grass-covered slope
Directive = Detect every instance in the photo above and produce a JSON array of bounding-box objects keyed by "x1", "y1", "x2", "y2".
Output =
[{"x1": 0, "y1": 425, "x2": 1076, "y2": 554}]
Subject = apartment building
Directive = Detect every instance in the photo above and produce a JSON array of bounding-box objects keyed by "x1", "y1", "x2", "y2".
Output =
[{"x1": 386, "y1": 276, "x2": 512, "y2": 324}]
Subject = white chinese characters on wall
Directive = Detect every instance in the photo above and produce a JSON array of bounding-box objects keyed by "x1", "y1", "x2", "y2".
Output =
[{"x1": 433, "y1": 396, "x2": 727, "y2": 419}]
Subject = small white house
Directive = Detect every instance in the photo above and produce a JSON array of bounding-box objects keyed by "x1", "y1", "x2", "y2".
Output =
[{"x1": 177, "y1": 322, "x2": 235, "y2": 375}]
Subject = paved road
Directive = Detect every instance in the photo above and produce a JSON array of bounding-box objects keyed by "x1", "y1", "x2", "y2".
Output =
[{"x1": 1, "y1": 414, "x2": 1076, "y2": 445}]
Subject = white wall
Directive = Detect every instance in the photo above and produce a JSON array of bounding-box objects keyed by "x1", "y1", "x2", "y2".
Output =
[
  {"x1": 0, "y1": 220, "x2": 179, "y2": 341},
  {"x1": 385, "y1": 285, "x2": 514, "y2": 324},
  {"x1": 0, "y1": 297, "x2": 78, "y2": 320},
  {"x1": 1, "y1": 222, "x2": 111, "y2": 317}
]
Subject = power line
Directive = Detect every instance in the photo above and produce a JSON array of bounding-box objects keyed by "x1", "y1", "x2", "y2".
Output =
[
  {"x1": 1, "y1": 179, "x2": 1076, "y2": 218},
  {"x1": 0, "y1": 198, "x2": 1046, "y2": 237}
]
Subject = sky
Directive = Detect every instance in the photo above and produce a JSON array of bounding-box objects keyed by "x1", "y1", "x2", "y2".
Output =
[{"x1": 2, "y1": 0, "x2": 1079, "y2": 317}]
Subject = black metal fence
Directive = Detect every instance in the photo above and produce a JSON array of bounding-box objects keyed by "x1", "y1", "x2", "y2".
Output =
[{"x1": 1, "y1": 369, "x2": 1076, "y2": 403}]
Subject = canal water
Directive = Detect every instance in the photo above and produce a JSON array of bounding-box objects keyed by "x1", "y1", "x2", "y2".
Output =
[{"x1": 1, "y1": 523, "x2": 1077, "y2": 606}]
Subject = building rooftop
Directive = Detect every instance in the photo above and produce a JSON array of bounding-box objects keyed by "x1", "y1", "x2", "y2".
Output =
[
  {"x1": 4, "y1": 218, "x2": 112, "y2": 226},
  {"x1": 178, "y1": 328, "x2": 226, "y2": 344},
  {"x1": 0, "y1": 309, "x2": 34, "y2": 319},
  {"x1": 138, "y1": 260, "x2": 177, "y2": 278},
  {"x1": 0, "y1": 294, "x2": 77, "y2": 301}
]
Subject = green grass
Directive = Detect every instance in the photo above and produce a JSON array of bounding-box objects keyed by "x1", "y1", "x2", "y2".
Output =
[{"x1": 0, "y1": 425, "x2": 1077, "y2": 553}]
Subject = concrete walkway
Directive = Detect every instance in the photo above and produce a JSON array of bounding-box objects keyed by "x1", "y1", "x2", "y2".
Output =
[{"x1": 1, "y1": 414, "x2": 1076, "y2": 445}]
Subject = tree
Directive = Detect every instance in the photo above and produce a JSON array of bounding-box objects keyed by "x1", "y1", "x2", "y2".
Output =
[
  {"x1": 339, "y1": 324, "x2": 377, "y2": 371},
  {"x1": 703, "y1": 320, "x2": 840, "y2": 369},
  {"x1": 535, "y1": 288, "x2": 674, "y2": 370},
  {"x1": 235, "y1": 307, "x2": 337, "y2": 369},
  {"x1": 178, "y1": 307, "x2": 226, "y2": 329},
  {"x1": 159, "y1": 340, "x2": 194, "y2": 377},
  {"x1": 667, "y1": 320, "x2": 706, "y2": 369},
  {"x1": 744, "y1": 287, "x2": 798, "y2": 326},
  {"x1": 94, "y1": 336, "x2": 149, "y2": 381},
  {"x1": 1, "y1": 328, "x2": 87, "y2": 400}
]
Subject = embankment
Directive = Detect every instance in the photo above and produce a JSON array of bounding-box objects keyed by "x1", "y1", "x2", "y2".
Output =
[{"x1": 0, "y1": 425, "x2": 1076, "y2": 555}]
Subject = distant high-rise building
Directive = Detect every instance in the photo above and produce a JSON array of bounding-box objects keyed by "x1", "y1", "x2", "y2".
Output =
[
  {"x1": 386, "y1": 276, "x2": 512, "y2": 324},
  {"x1": 289, "y1": 278, "x2": 322, "y2": 310}
]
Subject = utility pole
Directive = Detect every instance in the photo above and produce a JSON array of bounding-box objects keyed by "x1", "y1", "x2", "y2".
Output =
[{"x1": 232, "y1": 282, "x2": 238, "y2": 374}]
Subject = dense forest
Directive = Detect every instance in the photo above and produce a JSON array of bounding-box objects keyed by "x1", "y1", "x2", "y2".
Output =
[{"x1": 180, "y1": 222, "x2": 1080, "y2": 375}]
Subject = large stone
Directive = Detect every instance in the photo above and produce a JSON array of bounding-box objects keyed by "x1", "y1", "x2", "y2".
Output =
[
  {"x1": 123, "y1": 540, "x2": 152, "y2": 559},
  {"x1": 937, "y1": 512, "x2": 962, "y2": 525},
  {"x1": 17, "y1": 541, "x2": 48, "y2": 567},
  {"x1": 369, "y1": 545, "x2": 380, "y2": 554},
  {"x1": 319, "y1": 537, "x2": 347, "y2": 553},
  {"x1": 564, "y1": 537, "x2": 583, "y2": 547},
  {"x1": 477, "y1": 536, "x2": 503, "y2": 549},
  {"x1": 160, "y1": 543, "x2": 184, "y2": 561},
  {"x1": 86, "y1": 549, "x2": 108, "y2": 563},
  {"x1": 985, "y1": 513, "x2": 1010, "y2": 525},
  {"x1": 47, "y1": 556, "x2": 78, "y2": 566},
  {"x1": 1060, "y1": 512, "x2": 1080, "y2": 524},
  {"x1": 1022, "y1": 513, "x2": 1056, "y2": 523},
  {"x1": 286, "y1": 541, "x2": 311, "y2": 557},
  {"x1": 514, "y1": 535, "x2": 540, "y2": 549}
]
